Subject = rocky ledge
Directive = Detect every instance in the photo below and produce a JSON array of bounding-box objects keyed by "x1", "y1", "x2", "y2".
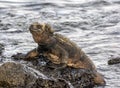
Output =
[
  {"x1": 0, "y1": 62, "x2": 70, "y2": 88},
  {"x1": 0, "y1": 58, "x2": 97, "y2": 88},
  {"x1": 108, "y1": 57, "x2": 120, "y2": 65},
  {"x1": 0, "y1": 43, "x2": 4, "y2": 55},
  {"x1": 0, "y1": 53, "x2": 106, "y2": 88}
]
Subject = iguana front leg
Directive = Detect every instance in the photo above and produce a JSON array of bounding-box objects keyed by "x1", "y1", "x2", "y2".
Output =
[
  {"x1": 45, "y1": 45, "x2": 69, "y2": 70},
  {"x1": 25, "y1": 48, "x2": 39, "y2": 60}
]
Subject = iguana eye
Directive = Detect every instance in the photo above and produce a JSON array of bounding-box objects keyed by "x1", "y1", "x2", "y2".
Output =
[{"x1": 37, "y1": 24, "x2": 42, "y2": 30}]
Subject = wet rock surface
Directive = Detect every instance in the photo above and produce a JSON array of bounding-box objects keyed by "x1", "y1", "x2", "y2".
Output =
[
  {"x1": 31, "y1": 78, "x2": 70, "y2": 88},
  {"x1": 0, "y1": 62, "x2": 70, "y2": 88},
  {"x1": 108, "y1": 57, "x2": 120, "y2": 65},
  {"x1": 34, "y1": 59, "x2": 96, "y2": 88},
  {"x1": 12, "y1": 56, "x2": 96, "y2": 88},
  {"x1": 0, "y1": 62, "x2": 37, "y2": 88},
  {"x1": 0, "y1": 44, "x2": 4, "y2": 55}
]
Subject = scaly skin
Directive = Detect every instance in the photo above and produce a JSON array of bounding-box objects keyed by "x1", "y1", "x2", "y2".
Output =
[{"x1": 12, "y1": 22, "x2": 105, "y2": 86}]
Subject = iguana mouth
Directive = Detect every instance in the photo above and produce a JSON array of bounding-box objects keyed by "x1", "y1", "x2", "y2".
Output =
[
  {"x1": 30, "y1": 28, "x2": 41, "y2": 32},
  {"x1": 29, "y1": 22, "x2": 43, "y2": 32}
]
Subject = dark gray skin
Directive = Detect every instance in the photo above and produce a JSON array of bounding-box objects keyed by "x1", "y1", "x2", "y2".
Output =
[{"x1": 12, "y1": 22, "x2": 105, "y2": 85}]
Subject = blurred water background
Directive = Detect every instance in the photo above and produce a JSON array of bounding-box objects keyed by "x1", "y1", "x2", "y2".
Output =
[{"x1": 0, "y1": 0, "x2": 120, "y2": 87}]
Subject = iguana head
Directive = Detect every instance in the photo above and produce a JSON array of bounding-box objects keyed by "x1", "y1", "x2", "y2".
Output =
[{"x1": 29, "y1": 22, "x2": 54, "y2": 43}]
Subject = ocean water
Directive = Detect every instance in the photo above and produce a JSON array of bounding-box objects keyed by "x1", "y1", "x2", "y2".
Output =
[{"x1": 0, "y1": 0, "x2": 120, "y2": 87}]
